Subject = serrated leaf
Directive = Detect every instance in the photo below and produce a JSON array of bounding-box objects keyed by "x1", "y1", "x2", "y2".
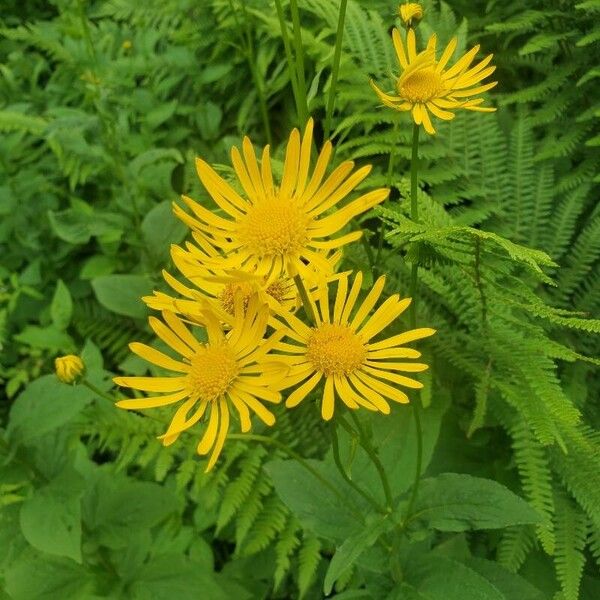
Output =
[{"x1": 411, "y1": 473, "x2": 541, "y2": 531}]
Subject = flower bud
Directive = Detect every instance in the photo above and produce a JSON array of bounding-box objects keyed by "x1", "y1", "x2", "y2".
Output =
[
  {"x1": 55, "y1": 355, "x2": 85, "y2": 384},
  {"x1": 399, "y1": 3, "x2": 423, "y2": 27}
]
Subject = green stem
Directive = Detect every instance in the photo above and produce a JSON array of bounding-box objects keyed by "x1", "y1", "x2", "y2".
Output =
[
  {"x1": 82, "y1": 379, "x2": 116, "y2": 404},
  {"x1": 409, "y1": 123, "x2": 420, "y2": 222},
  {"x1": 374, "y1": 119, "x2": 399, "y2": 271},
  {"x1": 324, "y1": 0, "x2": 348, "y2": 139},
  {"x1": 273, "y1": 0, "x2": 301, "y2": 121},
  {"x1": 236, "y1": 0, "x2": 272, "y2": 144},
  {"x1": 293, "y1": 273, "x2": 317, "y2": 325},
  {"x1": 342, "y1": 413, "x2": 393, "y2": 511},
  {"x1": 408, "y1": 122, "x2": 420, "y2": 328},
  {"x1": 402, "y1": 402, "x2": 423, "y2": 525},
  {"x1": 330, "y1": 422, "x2": 385, "y2": 513},
  {"x1": 403, "y1": 122, "x2": 424, "y2": 527},
  {"x1": 289, "y1": 0, "x2": 309, "y2": 125},
  {"x1": 228, "y1": 433, "x2": 364, "y2": 520}
]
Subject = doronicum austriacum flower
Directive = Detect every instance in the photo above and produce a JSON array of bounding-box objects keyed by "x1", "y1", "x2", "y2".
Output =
[
  {"x1": 55, "y1": 354, "x2": 85, "y2": 384},
  {"x1": 173, "y1": 118, "x2": 389, "y2": 280},
  {"x1": 143, "y1": 234, "x2": 342, "y2": 325},
  {"x1": 370, "y1": 28, "x2": 497, "y2": 134},
  {"x1": 399, "y1": 2, "x2": 423, "y2": 27},
  {"x1": 271, "y1": 272, "x2": 436, "y2": 420},
  {"x1": 113, "y1": 296, "x2": 288, "y2": 471}
]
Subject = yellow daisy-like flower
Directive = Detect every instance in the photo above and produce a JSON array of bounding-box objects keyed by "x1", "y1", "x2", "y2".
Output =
[
  {"x1": 399, "y1": 2, "x2": 423, "y2": 27},
  {"x1": 55, "y1": 354, "x2": 85, "y2": 384},
  {"x1": 174, "y1": 118, "x2": 389, "y2": 279},
  {"x1": 370, "y1": 28, "x2": 497, "y2": 134},
  {"x1": 113, "y1": 297, "x2": 287, "y2": 471},
  {"x1": 272, "y1": 272, "x2": 436, "y2": 420},
  {"x1": 143, "y1": 235, "x2": 342, "y2": 324}
]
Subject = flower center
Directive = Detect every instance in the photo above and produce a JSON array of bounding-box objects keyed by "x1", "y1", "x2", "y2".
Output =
[
  {"x1": 265, "y1": 278, "x2": 292, "y2": 304},
  {"x1": 188, "y1": 344, "x2": 239, "y2": 402},
  {"x1": 306, "y1": 323, "x2": 366, "y2": 376},
  {"x1": 398, "y1": 67, "x2": 443, "y2": 103},
  {"x1": 238, "y1": 198, "x2": 310, "y2": 257},
  {"x1": 219, "y1": 281, "x2": 255, "y2": 315}
]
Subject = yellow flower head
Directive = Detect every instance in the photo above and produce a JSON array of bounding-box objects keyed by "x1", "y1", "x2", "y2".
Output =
[
  {"x1": 55, "y1": 355, "x2": 85, "y2": 384},
  {"x1": 399, "y1": 3, "x2": 423, "y2": 27},
  {"x1": 143, "y1": 234, "x2": 341, "y2": 324},
  {"x1": 174, "y1": 118, "x2": 389, "y2": 280},
  {"x1": 370, "y1": 28, "x2": 497, "y2": 134},
  {"x1": 113, "y1": 298, "x2": 288, "y2": 471},
  {"x1": 272, "y1": 272, "x2": 436, "y2": 420}
]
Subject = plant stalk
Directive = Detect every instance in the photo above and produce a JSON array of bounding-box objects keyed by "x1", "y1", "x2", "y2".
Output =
[
  {"x1": 324, "y1": 0, "x2": 348, "y2": 139},
  {"x1": 293, "y1": 273, "x2": 317, "y2": 325},
  {"x1": 288, "y1": 0, "x2": 309, "y2": 125}
]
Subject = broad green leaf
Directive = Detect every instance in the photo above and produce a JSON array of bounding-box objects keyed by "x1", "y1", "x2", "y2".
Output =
[
  {"x1": 91, "y1": 274, "x2": 152, "y2": 318},
  {"x1": 404, "y1": 556, "x2": 505, "y2": 600},
  {"x1": 50, "y1": 279, "x2": 73, "y2": 330},
  {"x1": 324, "y1": 517, "x2": 392, "y2": 594},
  {"x1": 4, "y1": 552, "x2": 95, "y2": 600},
  {"x1": 82, "y1": 468, "x2": 177, "y2": 549},
  {"x1": 465, "y1": 558, "x2": 545, "y2": 600},
  {"x1": 130, "y1": 553, "x2": 229, "y2": 600},
  {"x1": 14, "y1": 325, "x2": 74, "y2": 352},
  {"x1": 141, "y1": 200, "x2": 186, "y2": 262},
  {"x1": 19, "y1": 470, "x2": 84, "y2": 562},
  {"x1": 8, "y1": 376, "x2": 94, "y2": 446},
  {"x1": 265, "y1": 459, "x2": 365, "y2": 541},
  {"x1": 412, "y1": 473, "x2": 541, "y2": 531}
]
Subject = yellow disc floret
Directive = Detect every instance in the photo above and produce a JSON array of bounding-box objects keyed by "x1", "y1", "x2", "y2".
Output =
[
  {"x1": 238, "y1": 199, "x2": 311, "y2": 257},
  {"x1": 189, "y1": 344, "x2": 239, "y2": 402},
  {"x1": 219, "y1": 281, "x2": 255, "y2": 315},
  {"x1": 398, "y1": 67, "x2": 443, "y2": 103},
  {"x1": 306, "y1": 323, "x2": 366, "y2": 377}
]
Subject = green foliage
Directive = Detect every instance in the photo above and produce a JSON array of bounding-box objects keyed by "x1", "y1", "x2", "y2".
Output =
[{"x1": 1, "y1": 0, "x2": 599, "y2": 598}]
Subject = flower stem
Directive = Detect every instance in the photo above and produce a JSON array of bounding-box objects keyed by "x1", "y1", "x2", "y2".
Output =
[
  {"x1": 293, "y1": 274, "x2": 317, "y2": 325},
  {"x1": 342, "y1": 412, "x2": 393, "y2": 511},
  {"x1": 82, "y1": 379, "x2": 115, "y2": 404},
  {"x1": 374, "y1": 118, "x2": 399, "y2": 271},
  {"x1": 403, "y1": 122, "x2": 424, "y2": 527},
  {"x1": 408, "y1": 122, "x2": 420, "y2": 329},
  {"x1": 324, "y1": 0, "x2": 348, "y2": 140},
  {"x1": 273, "y1": 0, "x2": 301, "y2": 119},
  {"x1": 329, "y1": 421, "x2": 385, "y2": 514},
  {"x1": 402, "y1": 401, "x2": 423, "y2": 525},
  {"x1": 288, "y1": 0, "x2": 309, "y2": 125}
]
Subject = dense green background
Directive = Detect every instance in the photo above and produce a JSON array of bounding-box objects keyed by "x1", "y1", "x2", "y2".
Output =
[{"x1": 1, "y1": 0, "x2": 599, "y2": 598}]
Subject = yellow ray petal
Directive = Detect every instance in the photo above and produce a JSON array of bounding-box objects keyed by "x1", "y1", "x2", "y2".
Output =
[
  {"x1": 392, "y1": 27, "x2": 408, "y2": 69},
  {"x1": 358, "y1": 297, "x2": 411, "y2": 341},
  {"x1": 206, "y1": 398, "x2": 229, "y2": 471},
  {"x1": 355, "y1": 370, "x2": 410, "y2": 403},
  {"x1": 129, "y1": 342, "x2": 190, "y2": 373},
  {"x1": 197, "y1": 400, "x2": 220, "y2": 455},
  {"x1": 348, "y1": 373, "x2": 390, "y2": 414},
  {"x1": 229, "y1": 391, "x2": 251, "y2": 432},
  {"x1": 321, "y1": 376, "x2": 335, "y2": 420},
  {"x1": 280, "y1": 128, "x2": 300, "y2": 197},
  {"x1": 368, "y1": 327, "x2": 436, "y2": 350},
  {"x1": 115, "y1": 389, "x2": 189, "y2": 410},
  {"x1": 362, "y1": 364, "x2": 423, "y2": 389},
  {"x1": 285, "y1": 371, "x2": 322, "y2": 408},
  {"x1": 113, "y1": 375, "x2": 188, "y2": 393},
  {"x1": 350, "y1": 275, "x2": 386, "y2": 331}
]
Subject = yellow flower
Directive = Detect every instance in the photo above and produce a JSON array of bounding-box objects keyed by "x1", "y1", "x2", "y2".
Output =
[
  {"x1": 272, "y1": 272, "x2": 436, "y2": 420},
  {"x1": 55, "y1": 355, "x2": 85, "y2": 384},
  {"x1": 113, "y1": 298, "x2": 287, "y2": 471},
  {"x1": 370, "y1": 28, "x2": 497, "y2": 134},
  {"x1": 399, "y1": 3, "x2": 423, "y2": 27},
  {"x1": 143, "y1": 235, "x2": 341, "y2": 324},
  {"x1": 122, "y1": 40, "x2": 133, "y2": 50},
  {"x1": 174, "y1": 118, "x2": 389, "y2": 280}
]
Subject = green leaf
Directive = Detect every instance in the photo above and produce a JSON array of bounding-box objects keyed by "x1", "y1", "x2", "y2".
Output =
[
  {"x1": 4, "y1": 552, "x2": 95, "y2": 600},
  {"x1": 91, "y1": 274, "x2": 152, "y2": 318},
  {"x1": 404, "y1": 556, "x2": 505, "y2": 600},
  {"x1": 141, "y1": 201, "x2": 187, "y2": 262},
  {"x1": 8, "y1": 376, "x2": 94, "y2": 446},
  {"x1": 14, "y1": 325, "x2": 74, "y2": 352},
  {"x1": 50, "y1": 279, "x2": 73, "y2": 330},
  {"x1": 82, "y1": 468, "x2": 178, "y2": 549},
  {"x1": 265, "y1": 459, "x2": 363, "y2": 541},
  {"x1": 19, "y1": 471, "x2": 84, "y2": 562},
  {"x1": 130, "y1": 553, "x2": 229, "y2": 600},
  {"x1": 324, "y1": 517, "x2": 391, "y2": 594},
  {"x1": 411, "y1": 473, "x2": 541, "y2": 531}
]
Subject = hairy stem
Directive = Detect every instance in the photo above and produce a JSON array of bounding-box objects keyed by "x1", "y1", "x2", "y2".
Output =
[
  {"x1": 324, "y1": 0, "x2": 348, "y2": 139},
  {"x1": 330, "y1": 421, "x2": 385, "y2": 513},
  {"x1": 289, "y1": 0, "x2": 309, "y2": 125}
]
